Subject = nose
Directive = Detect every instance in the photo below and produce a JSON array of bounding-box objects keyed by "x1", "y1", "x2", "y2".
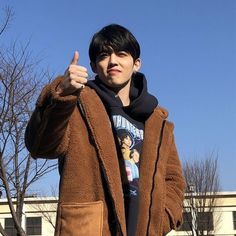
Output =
[{"x1": 108, "y1": 53, "x2": 118, "y2": 66}]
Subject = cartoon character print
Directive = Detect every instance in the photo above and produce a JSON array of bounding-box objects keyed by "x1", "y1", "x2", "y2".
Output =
[
  {"x1": 118, "y1": 132, "x2": 141, "y2": 196},
  {"x1": 125, "y1": 149, "x2": 140, "y2": 182},
  {"x1": 113, "y1": 115, "x2": 144, "y2": 197},
  {"x1": 119, "y1": 133, "x2": 133, "y2": 161}
]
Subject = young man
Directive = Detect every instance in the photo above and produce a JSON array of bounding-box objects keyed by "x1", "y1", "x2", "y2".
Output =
[{"x1": 25, "y1": 24, "x2": 185, "y2": 236}]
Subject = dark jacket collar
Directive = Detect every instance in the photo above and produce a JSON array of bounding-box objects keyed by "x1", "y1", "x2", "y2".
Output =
[{"x1": 87, "y1": 72, "x2": 158, "y2": 122}]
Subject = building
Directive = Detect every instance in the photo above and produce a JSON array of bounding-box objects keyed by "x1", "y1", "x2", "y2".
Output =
[
  {"x1": 0, "y1": 197, "x2": 57, "y2": 236},
  {"x1": 0, "y1": 192, "x2": 236, "y2": 236},
  {"x1": 169, "y1": 191, "x2": 236, "y2": 236}
]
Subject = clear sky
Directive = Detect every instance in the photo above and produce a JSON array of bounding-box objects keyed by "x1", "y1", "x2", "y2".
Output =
[{"x1": 1, "y1": 0, "x2": 235, "y2": 193}]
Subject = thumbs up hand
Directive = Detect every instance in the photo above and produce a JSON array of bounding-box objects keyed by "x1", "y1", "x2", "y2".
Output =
[{"x1": 57, "y1": 51, "x2": 88, "y2": 96}]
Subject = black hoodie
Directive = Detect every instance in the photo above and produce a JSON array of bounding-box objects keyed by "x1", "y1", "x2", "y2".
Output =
[{"x1": 87, "y1": 72, "x2": 158, "y2": 236}]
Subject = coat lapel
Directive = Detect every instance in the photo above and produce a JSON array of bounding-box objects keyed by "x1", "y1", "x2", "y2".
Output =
[
  {"x1": 136, "y1": 109, "x2": 164, "y2": 235},
  {"x1": 79, "y1": 87, "x2": 126, "y2": 235},
  {"x1": 136, "y1": 108, "x2": 173, "y2": 235}
]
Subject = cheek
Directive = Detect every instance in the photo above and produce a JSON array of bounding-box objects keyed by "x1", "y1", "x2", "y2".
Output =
[
  {"x1": 96, "y1": 64, "x2": 106, "y2": 74},
  {"x1": 125, "y1": 68, "x2": 135, "y2": 78},
  {"x1": 126, "y1": 62, "x2": 136, "y2": 72},
  {"x1": 100, "y1": 62, "x2": 109, "y2": 73}
]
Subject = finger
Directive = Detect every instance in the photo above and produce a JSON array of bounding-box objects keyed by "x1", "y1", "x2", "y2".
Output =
[
  {"x1": 68, "y1": 70, "x2": 88, "y2": 79},
  {"x1": 72, "y1": 70, "x2": 88, "y2": 78},
  {"x1": 71, "y1": 51, "x2": 79, "y2": 65},
  {"x1": 71, "y1": 79, "x2": 85, "y2": 89},
  {"x1": 70, "y1": 74, "x2": 88, "y2": 84},
  {"x1": 68, "y1": 64, "x2": 88, "y2": 73}
]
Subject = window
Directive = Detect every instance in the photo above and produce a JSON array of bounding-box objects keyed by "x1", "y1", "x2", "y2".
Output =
[
  {"x1": 26, "y1": 217, "x2": 42, "y2": 235},
  {"x1": 4, "y1": 218, "x2": 17, "y2": 236},
  {"x1": 198, "y1": 212, "x2": 213, "y2": 231},
  {"x1": 4, "y1": 217, "x2": 42, "y2": 236},
  {"x1": 177, "y1": 211, "x2": 213, "y2": 231},
  {"x1": 233, "y1": 211, "x2": 236, "y2": 230},
  {"x1": 177, "y1": 212, "x2": 192, "y2": 231}
]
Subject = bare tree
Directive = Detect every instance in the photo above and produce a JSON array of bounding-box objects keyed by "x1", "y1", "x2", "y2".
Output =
[
  {"x1": 0, "y1": 6, "x2": 14, "y2": 37},
  {"x1": 181, "y1": 152, "x2": 221, "y2": 235},
  {"x1": 0, "y1": 6, "x2": 57, "y2": 236},
  {"x1": 30, "y1": 186, "x2": 58, "y2": 229}
]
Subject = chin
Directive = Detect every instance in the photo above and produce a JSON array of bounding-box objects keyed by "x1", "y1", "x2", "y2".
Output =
[{"x1": 109, "y1": 78, "x2": 130, "y2": 87}]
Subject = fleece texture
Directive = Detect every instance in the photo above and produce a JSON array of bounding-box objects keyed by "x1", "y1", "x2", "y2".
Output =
[{"x1": 25, "y1": 76, "x2": 185, "y2": 236}]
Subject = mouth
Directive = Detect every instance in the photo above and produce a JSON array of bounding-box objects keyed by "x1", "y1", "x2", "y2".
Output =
[{"x1": 107, "y1": 69, "x2": 121, "y2": 75}]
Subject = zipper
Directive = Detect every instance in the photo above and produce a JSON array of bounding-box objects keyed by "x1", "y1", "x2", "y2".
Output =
[
  {"x1": 147, "y1": 120, "x2": 166, "y2": 235},
  {"x1": 77, "y1": 99, "x2": 124, "y2": 236}
]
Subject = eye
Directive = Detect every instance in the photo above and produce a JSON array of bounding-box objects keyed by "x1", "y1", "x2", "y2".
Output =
[
  {"x1": 117, "y1": 51, "x2": 128, "y2": 57},
  {"x1": 98, "y1": 52, "x2": 109, "y2": 60}
]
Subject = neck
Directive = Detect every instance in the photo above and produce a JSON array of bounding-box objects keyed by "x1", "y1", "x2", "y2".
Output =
[
  {"x1": 113, "y1": 80, "x2": 131, "y2": 106},
  {"x1": 117, "y1": 88, "x2": 130, "y2": 106}
]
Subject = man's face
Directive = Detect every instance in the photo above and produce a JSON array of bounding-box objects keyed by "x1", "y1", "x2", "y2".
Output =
[{"x1": 91, "y1": 48, "x2": 141, "y2": 90}]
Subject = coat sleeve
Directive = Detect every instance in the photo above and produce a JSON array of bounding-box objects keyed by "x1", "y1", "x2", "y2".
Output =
[
  {"x1": 163, "y1": 134, "x2": 186, "y2": 234},
  {"x1": 25, "y1": 76, "x2": 79, "y2": 159}
]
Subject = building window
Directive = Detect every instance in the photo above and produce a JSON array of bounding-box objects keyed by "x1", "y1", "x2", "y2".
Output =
[
  {"x1": 198, "y1": 212, "x2": 213, "y2": 231},
  {"x1": 177, "y1": 211, "x2": 213, "y2": 231},
  {"x1": 4, "y1": 218, "x2": 17, "y2": 236},
  {"x1": 26, "y1": 217, "x2": 42, "y2": 235},
  {"x1": 177, "y1": 212, "x2": 192, "y2": 231},
  {"x1": 233, "y1": 211, "x2": 236, "y2": 230}
]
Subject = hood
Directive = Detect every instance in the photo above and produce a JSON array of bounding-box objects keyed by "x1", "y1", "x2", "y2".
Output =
[{"x1": 87, "y1": 72, "x2": 158, "y2": 122}]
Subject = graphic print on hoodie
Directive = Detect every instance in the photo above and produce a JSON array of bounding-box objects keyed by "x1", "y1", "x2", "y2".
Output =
[
  {"x1": 87, "y1": 72, "x2": 158, "y2": 236},
  {"x1": 112, "y1": 114, "x2": 143, "y2": 196}
]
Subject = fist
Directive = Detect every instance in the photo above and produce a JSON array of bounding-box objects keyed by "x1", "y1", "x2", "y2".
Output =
[{"x1": 57, "y1": 51, "x2": 88, "y2": 96}]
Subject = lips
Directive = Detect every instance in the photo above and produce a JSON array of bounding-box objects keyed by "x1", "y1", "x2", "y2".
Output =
[{"x1": 107, "y1": 68, "x2": 121, "y2": 74}]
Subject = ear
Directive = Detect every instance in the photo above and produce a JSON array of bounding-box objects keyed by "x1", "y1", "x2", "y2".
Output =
[
  {"x1": 90, "y1": 62, "x2": 97, "y2": 73},
  {"x1": 133, "y1": 58, "x2": 141, "y2": 72}
]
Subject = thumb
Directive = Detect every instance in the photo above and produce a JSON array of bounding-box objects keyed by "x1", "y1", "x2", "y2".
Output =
[{"x1": 71, "y1": 51, "x2": 79, "y2": 65}]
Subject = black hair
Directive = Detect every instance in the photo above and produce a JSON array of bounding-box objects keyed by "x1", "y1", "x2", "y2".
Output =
[
  {"x1": 89, "y1": 24, "x2": 140, "y2": 63},
  {"x1": 119, "y1": 132, "x2": 132, "y2": 142}
]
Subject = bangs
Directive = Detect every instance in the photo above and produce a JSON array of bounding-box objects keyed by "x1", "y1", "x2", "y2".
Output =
[{"x1": 91, "y1": 36, "x2": 133, "y2": 60}]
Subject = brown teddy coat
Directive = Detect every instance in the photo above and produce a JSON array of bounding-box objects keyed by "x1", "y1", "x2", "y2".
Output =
[{"x1": 25, "y1": 77, "x2": 185, "y2": 236}]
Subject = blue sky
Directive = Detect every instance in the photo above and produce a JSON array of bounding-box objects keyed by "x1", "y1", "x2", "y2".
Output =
[{"x1": 1, "y1": 0, "x2": 235, "y2": 193}]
